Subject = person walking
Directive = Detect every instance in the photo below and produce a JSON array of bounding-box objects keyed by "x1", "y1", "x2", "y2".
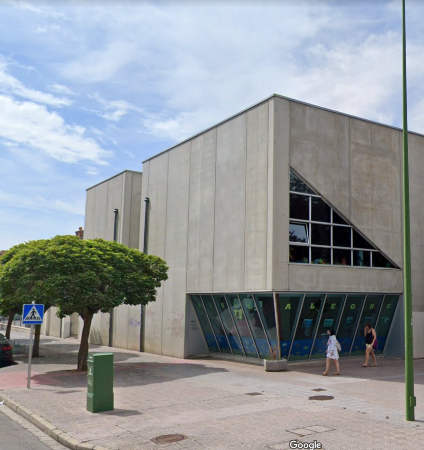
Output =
[
  {"x1": 322, "y1": 328, "x2": 340, "y2": 376},
  {"x1": 363, "y1": 323, "x2": 377, "y2": 367}
]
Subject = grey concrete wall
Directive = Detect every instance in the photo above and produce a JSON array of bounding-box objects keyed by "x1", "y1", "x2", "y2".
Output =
[
  {"x1": 288, "y1": 102, "x2": 402, "y2": 268},
  {"x1": 141, "y1": 101, "x2": 273, "y2": 358}
]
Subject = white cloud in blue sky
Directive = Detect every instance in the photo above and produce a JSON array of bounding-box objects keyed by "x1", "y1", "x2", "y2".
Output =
[{"x1": 1, "y1": 0, "x2": 424, "y2": 249}]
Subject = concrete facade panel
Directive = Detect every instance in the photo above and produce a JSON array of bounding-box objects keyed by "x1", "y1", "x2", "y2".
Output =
[
  {"x1": 245, "y1": 103, "x2": 269, "y2": 290},
  {"x1": 186, "y1": 131, "x2": 216, "y2": 292},
  {"x1": 213, "y1": 114, "x2": 247, "y2": 291},
  {"x1": 288, "y1": 265, "x2": 403, "y2": 293},
  {"x1": 272, "y1": 98, "x2": 290, "y2": 290},
  {"x1": 162, "y1": 143, "x2": 191, "y2": 358},
  {"x1": 142, "y1": 155, "x2": 169, "y2": 354}
]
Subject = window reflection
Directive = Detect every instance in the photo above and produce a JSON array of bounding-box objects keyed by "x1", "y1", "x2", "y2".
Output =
[
  {"x1": 239, "y1": 294, "x2": 270, "y2": 358},
  {"x1": 190, "y1": 295, "x2": 219, "y2": 352},
  {"x1": 201, "y1": 295, "x2": 231, "y2": 353},
  {"x1": 375, "y1": 295, "x2": 399, "y2": 353},
  {"x1": 350, "y1": 295, "x2": 383, "y2": 356},
  {"x1": 213, "y1": 295, "x2": 244, "y2": 355},
  {"x1": 310, "y1": 294, "x2": 345, "y2": 359},
  {"x1": 337, "y1": 295, "x2": 365, "y2": 356},
  {"x1": 290, "y1": 294, "x2": 325, "y2": 360},
  {"x1": 278, "y1": 294, "x2": 302, "y2": 358},
  {"x1": 225, "y1": 294, "x2": 258, "y2": 357}
]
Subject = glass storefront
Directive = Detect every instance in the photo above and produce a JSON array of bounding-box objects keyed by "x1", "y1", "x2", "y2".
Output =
[{"x1": 190, "y1": 293, "x2": 400, "y2": 360}]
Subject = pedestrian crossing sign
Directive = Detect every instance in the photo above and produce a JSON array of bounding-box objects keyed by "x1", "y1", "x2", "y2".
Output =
[{"x1": 22, "y1": 304, "x2": 44, "y2": 324}]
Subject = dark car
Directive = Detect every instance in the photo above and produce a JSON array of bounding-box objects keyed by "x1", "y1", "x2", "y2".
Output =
[{"x1": 0, "y1": 333, "x2": 14, "y2": 367}]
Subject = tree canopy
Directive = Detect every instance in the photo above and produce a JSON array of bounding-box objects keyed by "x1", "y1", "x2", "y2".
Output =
[{"x1": 0, "y1": 235, "x2": 168, "y2": 370}]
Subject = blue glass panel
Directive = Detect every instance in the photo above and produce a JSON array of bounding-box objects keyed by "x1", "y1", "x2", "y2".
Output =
[
  {"x1": 336, "y1": 295, "x2": 365, "y2": 356},
  {"x1": 310, "y1": 294, "x2": 345, "y2": 359},
  {"x1": 239, "y1": 294, "x2": 270, "y2": 358},
  {"x1": 202, "y1": 295, "x2": 231, "y2": 353},
  {"x1": 254, "y1": 294, "x2": 278, "y2": 351},
  {"x1": 190, "y1": 295, "x2": 219, "y2": 352},
  {"x1": 226, "y1": 294, "x2": 258, "y2": 357},
  {"x1": 350, "y1": 295, "x2": 383, "y2": 356},
  {"x1": 213, "y1": 295, "x2": 244, "y2": 355},
  {"x1": 290, "y1": 294, "x2": 325, "y2": 360},
  {"x1": 375, "y1": 295, "x2": 399, "y2": 354},
  {"x1": 277, "y1": 294, "x2": 302, "y2": 358}
]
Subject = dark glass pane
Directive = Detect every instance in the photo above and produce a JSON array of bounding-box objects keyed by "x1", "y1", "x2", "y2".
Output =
[
  {"x1": 289, "y1": 245, "x2": 309, "y2": 264},
  {"x1": 190, "y1": 295, "x2": 219, "y2": 352},
  {"x1": 350, "y1": 295, "x2": 384, "y2": 356},
  {"x1": 310, "y1": 294, "x2": 345, "y2": 359},
  {"x1": 332, "y1": 210, "x2": 348, "y2": 225},
  {"x1": 290, "y1": 193, "x2": 309, "y2": 220},
  {"x1": 333, "y1": 226, "x2": 352, "y2": 247},
  {"x1": 311, "y1": 197, "x2": 331, "y2": 223},
  {"x1": 311, "y1": 247, "x2": 330, "y2": 265},
  {"x1": 333, "y1": 248, "x2": 351, "y2": 266},
  {"x1": 290, "y1": 171, "x2": 315, "y2": 194},
  {"x1": 353, "y1": 230, "x2": 374, "y2": 249},
  {"x1": 353, "y1": 250, "x2": 370, "y2": 267},
  {"x1": 372, "y1": 252, "x2": 396, "y2": 268},
  {"x1": 336, "y1": 295, "x2": 365, "y2": 356},
  {"x1": 226, "y1": 294, "x2": 258, "y2": 357},
  {"x1": 253, "y1": 294, "x2": 278, "y2": 354},
  {"x1": 289, "y1": 222, "x2": 308, "y2": 243},
  {"x1": 375, "y1": 295, "x2": 399, "y2": 353},
  {"x1": 239, "y1": 294, "x2": 270, "y2": 358},
  {"x1": 202, "y1": 295, "x2": 231, "y2": 353},
  {"x1": 290, "y1": 294, "x2": 325, "y2": 360},
  {"x1": 277, "y1": 294, "x2": 302, "y2": 358},
  {"x1": 213, "y1": 295, "x2": 244, "y2": 355},
  {"x1": 311, "y1": 224, "x2": 330, "y2": 246}
]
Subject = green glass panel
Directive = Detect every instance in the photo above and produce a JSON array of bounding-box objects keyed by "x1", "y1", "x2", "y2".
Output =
[
  {"x1": 336, "y1": 295, "x2": 365, "y2": 356},
  {"x1": 202, "y1": 295, "x2": 231, "y2": 353},
  {"x1": 278, "y1": 294, "x2": 302, "y2": 358},
  {"x1": 213, "y1": 295, "x2": 244, "y2": 355},
  {"x1": 350, "y1": 295, "x2": 384, "y2": 356},
  {"x1": 375, "y1": 295, "x2": 399, "y2": 354},
  {"x1": 310, "y1": 294, "x2": 345, "y2": 359},
  {"x1": 190, "y1": 295, "x2": 219, "y2": 352},
  {"x1": 226, "y1": 294, "x2": 258, "y2": 357},
  {"x1": 290, "y1": 294, "x2": 325, "y2": 360}
]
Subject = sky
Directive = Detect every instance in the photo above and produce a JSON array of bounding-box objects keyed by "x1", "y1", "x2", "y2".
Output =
[{"x1": 1, "y1": 0, "x2": 424, "y2": 250}]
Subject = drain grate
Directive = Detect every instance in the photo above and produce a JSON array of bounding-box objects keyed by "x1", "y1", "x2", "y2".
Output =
[
  {"x1": 245, "y1": 392, "x2": 262, "y2": 396},
  {"x1": 309, "y1": 395, "x2": 334, "y2": 401},
  {"x1": 312, "y1": 388, "x2": 327, "y2": 392},
  {"x1": 151, "y1": 434, "x2": 186, "y2": 444}
]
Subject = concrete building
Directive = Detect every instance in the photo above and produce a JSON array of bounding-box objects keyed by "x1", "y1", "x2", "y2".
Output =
[{"x1": 44, "y1": 94, "x2": 424, "y2": 361}]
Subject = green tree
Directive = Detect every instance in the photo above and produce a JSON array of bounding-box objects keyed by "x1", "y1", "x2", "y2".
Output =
[
  {"x1": 1, "y1": 235, "x2": 168, "y2": 371},
  {"x1": 0, "y1": 240, "x2": 52, "y2": 356}
]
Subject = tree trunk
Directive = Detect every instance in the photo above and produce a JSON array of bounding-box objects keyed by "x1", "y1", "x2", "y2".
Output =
[
  {"x1": 77, "y1": 313, "x2": 94, "y2": 372},
  {"x1": 33, "y1": 324, "x2": 41, "y2": 358},
  {"x1": 6, "y1": 312, "x2": 14, "y2": 339}
]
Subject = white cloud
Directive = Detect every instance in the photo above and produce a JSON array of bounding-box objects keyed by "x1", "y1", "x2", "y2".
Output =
[
  {"x1": 5, "y1": 0, "x2": 65, "y2": 19},
  {"x1": 88, "y1": 93, "x2": 143, "y2": 122},
  {"x1": 48, "y1": 82, "x2": 76, "y2": 96},
  {"x1": 0, "y1": 189, "x2": 85, "y2": 216},
  {"x1": 0, "y1": 62, "x2": 71, "y2": 106},
  {"x1": 0, "y1": 95, "x2": 111, "y2": 164}
]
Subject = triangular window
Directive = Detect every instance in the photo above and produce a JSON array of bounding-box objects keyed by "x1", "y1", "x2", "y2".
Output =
[{"x1": 289, "y1": 170, "x2": 399, "y2": 269}]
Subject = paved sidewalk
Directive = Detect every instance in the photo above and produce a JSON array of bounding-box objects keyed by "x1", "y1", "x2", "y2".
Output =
[{"x1": 1, "y1": 330, "x2": 424, "y2": 449}]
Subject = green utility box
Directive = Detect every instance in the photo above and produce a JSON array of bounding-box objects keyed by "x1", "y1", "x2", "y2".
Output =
[{"x1": 87, "y1": 352, "x2": 114, "y2": 413}]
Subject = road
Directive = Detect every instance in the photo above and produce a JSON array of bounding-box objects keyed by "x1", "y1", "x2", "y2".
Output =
[{"x1": 0, "y1": 406, "x2": 66, "y2": 450}]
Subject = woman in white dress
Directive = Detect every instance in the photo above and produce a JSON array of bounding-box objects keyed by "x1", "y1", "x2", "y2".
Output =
[{"x1": 322, "y1": 328, "x2": 340, "y2": 376}]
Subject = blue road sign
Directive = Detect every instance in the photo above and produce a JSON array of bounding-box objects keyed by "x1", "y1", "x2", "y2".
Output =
[{"x1": 22, "y1": 304, "x2": 44, "y2": 325}]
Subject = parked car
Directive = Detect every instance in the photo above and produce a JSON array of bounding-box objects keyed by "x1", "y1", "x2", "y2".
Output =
[{"x1": 0, "y1": 333, "x2": 14, "y2": 367}]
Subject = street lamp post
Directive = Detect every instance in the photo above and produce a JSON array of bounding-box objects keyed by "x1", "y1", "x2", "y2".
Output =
[{"x1": 402, "y1": 0, "x2": 416, "y2": 422}]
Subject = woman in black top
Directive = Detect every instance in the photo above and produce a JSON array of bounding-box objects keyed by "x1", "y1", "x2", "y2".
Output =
[{"x1": 363, "y1": 322, "x2": 377, "y2": 367}]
